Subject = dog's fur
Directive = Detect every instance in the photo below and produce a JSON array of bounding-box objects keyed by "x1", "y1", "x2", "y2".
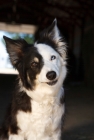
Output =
[{"x1": 0, "y1": 19, "x2": 67, "y2": 140}]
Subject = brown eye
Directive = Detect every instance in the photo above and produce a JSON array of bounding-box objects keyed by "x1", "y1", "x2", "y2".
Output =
[{"x1": 31, "y1": 62, "x2": 38, "y2": 68}]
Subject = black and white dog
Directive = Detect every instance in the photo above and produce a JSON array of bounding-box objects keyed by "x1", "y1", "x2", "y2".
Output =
[{"x1": 0, "y1": 19, "x2": 67, "y2": 140}]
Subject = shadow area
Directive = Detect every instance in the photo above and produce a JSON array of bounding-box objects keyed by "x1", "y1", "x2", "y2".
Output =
[
  {"x1": 62, "y1": 122, "x2": 94, "y2": 140},
  {"x1": 0, "y1": 74, "x2": 17, "y2": 125}
]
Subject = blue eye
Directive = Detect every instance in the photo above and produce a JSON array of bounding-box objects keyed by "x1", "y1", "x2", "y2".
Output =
[{"x1": 51, "y1": 55, "x2": 56, "y2": 60}]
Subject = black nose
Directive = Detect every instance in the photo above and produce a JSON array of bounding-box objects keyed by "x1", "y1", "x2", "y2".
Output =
[{"x1": 46, "y1": 71, "x2": 56, "y2": 80}]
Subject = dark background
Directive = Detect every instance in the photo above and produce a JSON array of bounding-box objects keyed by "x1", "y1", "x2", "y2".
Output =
[{"x1": 0, "y1": 0, "x2": 94, "y2": 139}]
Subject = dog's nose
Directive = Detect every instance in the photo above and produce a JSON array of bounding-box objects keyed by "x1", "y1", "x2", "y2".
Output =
[{"x1": 46, "y1": 71, "x2": 56, "y2": 80}]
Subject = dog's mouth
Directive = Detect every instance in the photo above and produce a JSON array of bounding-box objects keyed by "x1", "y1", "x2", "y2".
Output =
[{"x1": 47, "y1": 80, "x2": 58, "y2": 86}]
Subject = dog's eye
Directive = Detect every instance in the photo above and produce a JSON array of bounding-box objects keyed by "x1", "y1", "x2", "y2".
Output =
[
  {"x1": 51, "y1": 55, "x2": 56, "y2": 60},
  {"x1": 31, "y1": 62, "x2": 38, "y2": 68}
]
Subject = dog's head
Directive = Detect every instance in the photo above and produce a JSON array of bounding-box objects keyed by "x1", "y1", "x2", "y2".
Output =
[{"x1": 3, "y1": 19, "x2": 67, "y2": 93}]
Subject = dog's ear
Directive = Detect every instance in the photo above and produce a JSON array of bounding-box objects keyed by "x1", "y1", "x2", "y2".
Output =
[
  {"x1": 3, "y1": 36, "x2": 33, "y2": 89},
  {"x1": 3, "y1": 36, "x2": 28, "y2": 69},
  {"x1": 41, "y1": 19, "x2": 67, "y2": 60},
  {"x1": 46, "y1": 19, "x2": 61, "y2": 43},
  {"x1": 48, "y1": 19, "x2": 67, "y2": 60}
]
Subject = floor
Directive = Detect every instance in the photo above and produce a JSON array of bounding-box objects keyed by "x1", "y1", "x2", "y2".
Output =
[{"x1": 0, "y1": 75, "x2": 94, "y2": 140}]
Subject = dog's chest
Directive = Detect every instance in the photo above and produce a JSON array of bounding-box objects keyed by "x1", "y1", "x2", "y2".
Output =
[{"x1": 17, "y1": 98, "x2": 65, "y2": 139}]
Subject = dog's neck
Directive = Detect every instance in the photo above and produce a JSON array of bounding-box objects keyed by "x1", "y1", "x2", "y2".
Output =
[
  {"x1": 27, "y1": 87, "x2": 63, "y2": 105},
  {"x1": 19, "y1": 80, "x2": 64, "y2": 104}
]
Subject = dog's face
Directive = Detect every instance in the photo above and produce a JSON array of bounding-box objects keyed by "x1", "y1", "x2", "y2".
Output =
[
  {"x1": 3, "y1": 19, "x2": 67, "y2": 93},
  {"x1": 35, "y1": 43, "x2": 65, "y2": 86}
]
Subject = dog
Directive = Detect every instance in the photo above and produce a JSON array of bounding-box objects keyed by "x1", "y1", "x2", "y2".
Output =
[{"x1": 0, "y1": 19, "x2": 67, "y2": 140}]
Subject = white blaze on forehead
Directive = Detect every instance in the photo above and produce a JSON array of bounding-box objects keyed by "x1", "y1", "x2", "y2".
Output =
[{"x1": 35, "y1": 43, "x2": 58, "y2": 59}]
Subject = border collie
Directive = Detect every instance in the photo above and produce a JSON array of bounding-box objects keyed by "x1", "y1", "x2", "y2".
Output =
[{"x1": 0, "y1": 19, "x2": 67, "y2": 140}]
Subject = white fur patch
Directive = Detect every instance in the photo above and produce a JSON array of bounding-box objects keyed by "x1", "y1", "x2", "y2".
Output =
[
  {"x1": 16, "y1": 88, "x2": 65, "y2": 140},
  {"x1": 9, "y1": 134, "x2": 24, "y2": 140}
]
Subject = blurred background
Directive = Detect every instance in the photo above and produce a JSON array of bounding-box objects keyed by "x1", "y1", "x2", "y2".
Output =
[{"x1": 0, "y1": 0, "x2": 94, "y2": 139}]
